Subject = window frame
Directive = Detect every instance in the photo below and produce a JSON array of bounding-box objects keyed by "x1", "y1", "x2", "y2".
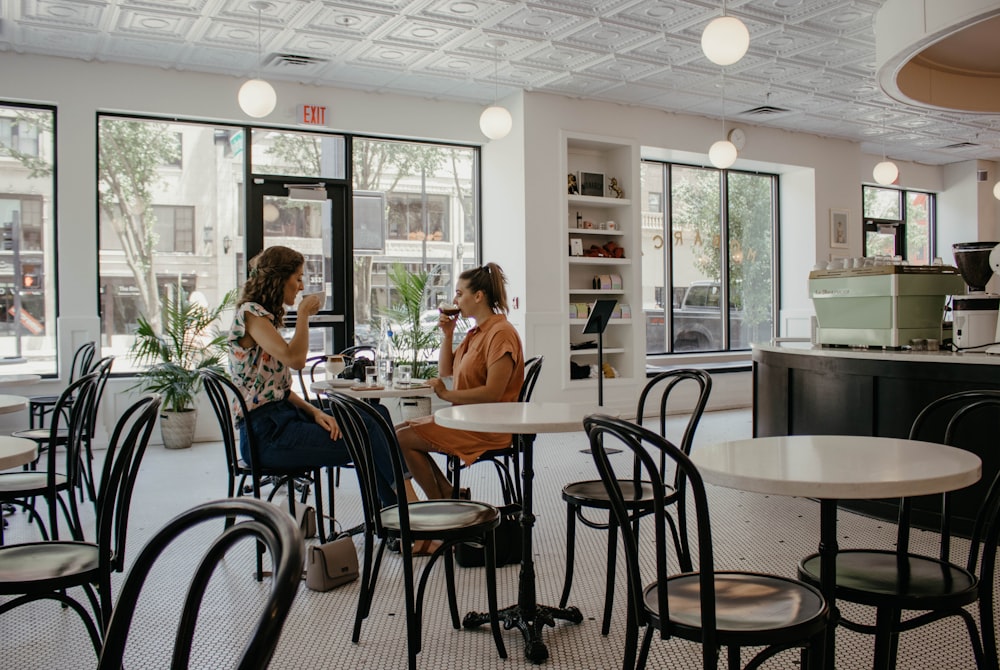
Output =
[{"x1": 862, "y1": 184, "x2": 937, "y2": 263}]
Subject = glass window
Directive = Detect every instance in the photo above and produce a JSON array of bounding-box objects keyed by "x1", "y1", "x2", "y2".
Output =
[
  {"x1": 351, "y1": 138, "x2": 478, "y2": 347},
  {"x1": 641, "y1": 159, "x2": 776, "y2": 354},
  {"x1": 862, "y1": 185, "x2": 936, "y2": 263},
  {"x1": 0, "y1": 103, "x2": 56, "y2": 374},
  {"x1": 98, "y1": 116, "x2": 243, "y2": 372},
  {"x1": 251, "y1": 129, "x2": 345, "y2": 179}
]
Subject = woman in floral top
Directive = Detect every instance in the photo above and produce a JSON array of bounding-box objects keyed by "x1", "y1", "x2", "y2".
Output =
[{"x1": 229, "y1": 245, "x2": 398, "y2": 505}]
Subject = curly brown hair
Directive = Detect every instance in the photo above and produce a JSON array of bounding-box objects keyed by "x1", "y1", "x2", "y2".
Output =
[
  {"x1": 239, "y1": 245, "x2": 303, "y2": 326},
  {"x1": 459, "y1": 262, "x2": 509, "y2": 314}
]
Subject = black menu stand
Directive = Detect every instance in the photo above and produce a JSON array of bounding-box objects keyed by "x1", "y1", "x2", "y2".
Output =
[{"x1": 582, "y1": 299, "x2": 617, "y2": 407}]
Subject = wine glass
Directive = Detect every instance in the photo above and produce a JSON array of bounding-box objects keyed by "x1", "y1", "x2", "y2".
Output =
[{"x1": 325, "y1": 355, "x2": 346, "y2": 380}]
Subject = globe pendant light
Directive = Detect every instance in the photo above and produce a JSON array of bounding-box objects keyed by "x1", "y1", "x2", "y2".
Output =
[
  {"x1": 873, "y1": 115, "x2": 898, "y2": 185},
  {"x1": 480, "y1": 40, "x2": 512, "y2": 140},
  {"x1": 993, "y1": 181, "x2": 1000, "y2": 201},
  {"x1": 238, "y1": 2, "x2": 277, "y2": 118},
  {"x1": 708, "y1": 73, "x2": 738, "y2": 169},
  {"x1": 701, "y1": 2, "x2": 749, "y2": 66}
]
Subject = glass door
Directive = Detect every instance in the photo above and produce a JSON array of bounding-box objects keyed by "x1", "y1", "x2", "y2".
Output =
[{"x1": 249, "y1": 178, "x2": 350, "y2": 356}]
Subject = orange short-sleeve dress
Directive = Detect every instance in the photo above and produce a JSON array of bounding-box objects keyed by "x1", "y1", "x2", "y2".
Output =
[{"x1": 407, "y1": 313, "x2": 524, "y2": 465}]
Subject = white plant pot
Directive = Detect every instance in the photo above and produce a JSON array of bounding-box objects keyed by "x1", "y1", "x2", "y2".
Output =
[
  {"x1": 160, "y1": 408, "x2": 198, "y2": 449},
  {"x1": 399, "y1": 396, "x2": 432, "y2": 421}
]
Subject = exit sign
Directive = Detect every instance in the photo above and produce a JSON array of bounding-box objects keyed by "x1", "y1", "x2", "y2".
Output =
[{"x1": 297, "y1": 105, "x2": 327, "y2": 126}]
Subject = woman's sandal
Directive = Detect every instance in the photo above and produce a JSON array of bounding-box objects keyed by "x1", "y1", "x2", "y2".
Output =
[{"x1": 411, "y1": 539, "x2": 442, "y2": 556}]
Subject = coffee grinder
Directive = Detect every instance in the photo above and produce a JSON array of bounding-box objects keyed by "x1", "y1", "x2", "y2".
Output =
[{"x1": 952, "y1": 242, "x2": 1000, "y2": 349}]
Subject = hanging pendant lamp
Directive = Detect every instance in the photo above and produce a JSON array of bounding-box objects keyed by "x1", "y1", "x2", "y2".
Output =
[
  {"x1": 873, "y1": 115, "x2": 898, "y2": 185},
  {"x1": 702, "y1": 1, "x2": 749, "y2": 66},
  {"x1": 709, "y1": 73, "x2": 738, "y2": 169},
  {"x1": 480, "y1": 39, "x2": 512, "y2": 140},
  {"x1": 238, "y1": 1, "x2": 277, "y2": 118}
]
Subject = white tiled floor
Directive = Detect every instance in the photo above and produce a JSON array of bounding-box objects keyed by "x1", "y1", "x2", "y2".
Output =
[{"x1": 1, "y1": 409, "x2": 993, "y2": 668}]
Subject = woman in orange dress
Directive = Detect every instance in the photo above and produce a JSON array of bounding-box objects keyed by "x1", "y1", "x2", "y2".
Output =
[{"x1": 397, "y1": 263, "x2": 524, "y2": 501}]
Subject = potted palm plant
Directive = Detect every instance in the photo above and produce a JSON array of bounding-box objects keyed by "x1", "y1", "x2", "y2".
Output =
[
  {"x1": 382, "y1": 263, "x2": 441, "y2": 418},
  {"x1": 130, "y1": 286, "x2": 235, "y2": 448}
]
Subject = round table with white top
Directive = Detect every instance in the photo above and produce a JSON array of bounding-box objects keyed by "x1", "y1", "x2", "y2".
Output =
[
  {"x1": 435, "y1": 402, "x2": 619, "y2": 663},
  {"x1": 0, "y1": 395, "x2": 28, "y2": 415},
  {"x1": 691, "y1": 434, "x2": 982, "y2": 670},
  {"x1": 311, "y1": 379, "x2": 436, "y2": 400},
  {"x1": 0, "y1": 435, "x2": 37, "y2": 471}
]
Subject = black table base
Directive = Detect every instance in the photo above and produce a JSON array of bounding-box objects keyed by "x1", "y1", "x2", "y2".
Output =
[{"x1": 463, "y1": 431, "x2": 584, "y2": 663}]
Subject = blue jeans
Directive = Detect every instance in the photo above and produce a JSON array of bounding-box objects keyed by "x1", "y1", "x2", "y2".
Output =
[{"x1": 239, "y1": 399, "x2": 399, "y2": 506}]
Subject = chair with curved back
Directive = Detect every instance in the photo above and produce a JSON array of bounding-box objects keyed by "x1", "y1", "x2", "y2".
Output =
[
  {"x1": 26, "y1": 340, "x2": 95, "y2": 430},
  {"x1": 327, "y1": 391, "x2": 506, "y2": 670},
  {"x1": 559, "y1": 368, "x2": 712, "y2": 635},
  {"x1": 798, "y1": 389, "x2": 1000, "y2": 670},
  {"x1": 200, "y1": 369, "x2": 330, "y2": 580},
  {"x1": 585, "y1": 414, "x2": 829, "y2": 670},
  {"x1": 0, "y1": 394, "x2": 161, "y2": 655},
  {"x1": 97, "y1": 498, "x2": 303, "y2": 670},
  {"x1": 445, "y1": 355, "x2": 543, "y2": 505},
  {"x1": 0, "y1": 370, "x2": 102, "y2": 544}
]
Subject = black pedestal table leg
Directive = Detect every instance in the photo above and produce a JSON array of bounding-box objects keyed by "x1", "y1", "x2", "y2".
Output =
[
  {"x1": 462, "y1": 432, "x2": 583, "y2": 663},
  {"x1": 819, "y1": 498, "x2": 840, "y2": 670}
]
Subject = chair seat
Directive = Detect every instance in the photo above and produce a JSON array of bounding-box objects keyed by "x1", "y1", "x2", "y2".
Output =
[
  {"x1": 0, "y1": 541, "x2": 99, "y2": 592},
  {"x1": 28, "y1": 395, "x2": 59, "y2": 406},
  {"x1": 645, "y1": 572, "x2": 827, "y2": 643},
  {"x1": 0, "y1": 471, "x2": 68, "y2": 493},
  {"x1": 380, "y1": 500, "x2": 499, "y2": 538},
  {"x1": 12, "y1": 427, "x2": 69, "y2": 443},
  {"x1": 562, "y1": 479, "x2": 669, "y2": 509},
  {"x1": 798, "y1": 550, "x2": 978, "y2": 610}
]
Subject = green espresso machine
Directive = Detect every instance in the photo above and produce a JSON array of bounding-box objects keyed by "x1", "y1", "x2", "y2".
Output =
[{"x1": 809, "y1": 265, "x2": 965, "y2": 348}]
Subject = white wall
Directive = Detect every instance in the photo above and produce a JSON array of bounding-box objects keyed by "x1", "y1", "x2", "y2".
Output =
[{"x1": 2, "y1": 51, "x2": 992, "y2": 425}]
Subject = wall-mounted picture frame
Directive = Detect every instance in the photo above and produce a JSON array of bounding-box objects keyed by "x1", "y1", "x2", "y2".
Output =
[
  {"x1": 579, "y1": 171, "x2": 605, "y2": 197},
  {"x1": 830, "y1": 208, "x2": 849, "y2": 249}
]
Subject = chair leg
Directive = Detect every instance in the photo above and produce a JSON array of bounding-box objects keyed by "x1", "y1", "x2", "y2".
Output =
[
  {"x1": 727, "y1": 645, "x2": 741, "y2": 670},
  {"x1": 325, "y1": 467, "x2": 337, "y2": 539},
  {"x1": 559, "y1": 502, "x2": 578, "y2": 608},
  {"x1": 635, "y1": 624, "x2": 654, "y2": 670},
  {"x1": 443, "y1": 548, "x2": 461, "y2": 629},
  {"x1": 483, "y1": 530, "x2": 507, "y2": 658},
  {"x1": 312, "y1": 469, "x2": 327, "y2": 543},
  {"x1": 872, "y1": 607, "x2": 901, "y2": 670},
  {"x1": 602, "y1": 519, "x2": 617, "y2": 636},
  {"x1": 399, "y1": 540, "x2": 420, "y2": 670}
]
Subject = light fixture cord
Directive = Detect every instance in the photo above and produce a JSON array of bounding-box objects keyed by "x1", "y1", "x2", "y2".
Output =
[
  {"x1": 256, "y1": 5, "x2": 263, "y2": 79},
  {"x1": 493, "y1": 45, "x2": 499, "y2": 105},
  {"x1": 721, "y1": 70, "x2": 727, "y2": 134}
]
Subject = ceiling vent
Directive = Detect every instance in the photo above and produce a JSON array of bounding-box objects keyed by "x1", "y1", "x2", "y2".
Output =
[
  {"x1": 941, "y1": 141, "x2": 978, "y2": 149},
  {"x1": 739, "y1": 104, "x2": 791, "y2": 115},
  {"x1": 264, "y1": 53, "x2": 328, "y2": 68}
]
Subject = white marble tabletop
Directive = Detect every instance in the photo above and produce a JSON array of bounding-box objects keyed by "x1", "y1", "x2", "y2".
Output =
[
  {"x1": 0, "y1": 394, "x2": 28, "y2": 415},
  {"x1": 0, "y1": 374, "x2": 41, "y2": 387},
  {"x1": 692, "y1": 434, "x2": 982, "y2": 500},
  {"x1": 313, "y1": 379, "x2": 436, "y2": 400},
  {"x1": 435, "y1": 402, "x2": 618, "y2": 434},
  {"x1": 0, "y1": 435, "x2": 37, "y2": 470}
]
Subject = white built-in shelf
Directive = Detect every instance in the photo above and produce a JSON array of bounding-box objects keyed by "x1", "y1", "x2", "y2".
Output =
[
  {"x1": 568, "y1": 256, "x2": 629, "y2": 265},
  {"x1": 568, "y1": 228, "x2": 626, "y2": 236},
  {"x1": 568, "y1": 194, "x2": 631, "y2": 208},
  {"x1": 569, "y1": 319, "x2": 632, "y2": 325},
  {"x1": 568, "y1": 289, "x2": 626, "y2": 296},
  {"x1": 569, "y1": 347, "x2": 626, "y2": 357}
]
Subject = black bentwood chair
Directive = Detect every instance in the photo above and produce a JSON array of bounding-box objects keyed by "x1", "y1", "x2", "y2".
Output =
[
  {"x1": 26, "y1": 340, "x2": 95, "y2": 430},
  {"x1": 326, "y1": 392, "x2": 506, "y2": 670},
  {"x1": 200, "y1": 369, "x2": 330, "y2": 580},
  {"x1": 585, "y1": 415, "x2": 829, "y2": 670},
  {"x1": 0, "y1": 370, "x2": 102, "y2": 544},
  {"x1": 97, "y1": 498, "x2": 303, "y2": 670},
  {"x1": 0, "y1": 394, "x2": 161, "y2": 654},
  {"x1": 798, "y1": 389, "x2": 1000, "y2": 670},
  {"x1": 560, "y1": 369, "x2": 712, "y2": 635},
  {"x1": 446, "y1": 355, "x2": 543, "y2": 505}
]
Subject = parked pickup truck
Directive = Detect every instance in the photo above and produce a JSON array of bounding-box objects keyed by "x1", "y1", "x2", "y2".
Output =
[{"x1": 645, "y1": 281, "x2": 748, "y2": 352}]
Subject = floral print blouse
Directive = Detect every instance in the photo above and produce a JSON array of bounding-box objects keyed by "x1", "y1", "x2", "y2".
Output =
[{"x1": 228, "y1": 302, "x2": 290, "y2": 415}]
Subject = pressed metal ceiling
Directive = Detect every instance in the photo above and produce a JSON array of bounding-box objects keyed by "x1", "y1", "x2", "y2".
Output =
[{"x1": 2, "y1": 0, "x2": 999, "y2": 166}]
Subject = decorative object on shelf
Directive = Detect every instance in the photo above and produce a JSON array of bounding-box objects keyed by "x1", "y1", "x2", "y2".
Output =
[
  {"x1": 607, "y1": 177, "x2": 624, "y2": 198},
  {"x1": 570, "y1": 238, "x2": 584, "y2": 256},
  {"x1": 583, "y1": 241, "x2": 625, "y2": 258},
  {"x1": 701, "y1": 1, "x2": 749, "y2": 66},
  {"x1": 479, "y1": 39, "x2": 512, "y2": 140},
  {"x1": 238, "y1": 2, "x2": 277, "y2": 119},
  {"x1": 830, "y1": 209, "x2": 849, "y2": 249},
  {"x1": 579, "y1": 171, "x2": 605, "y2": 197},
  {"x1": 583, "y1": 220, "x2": 594, "y2": 229},
  {"x1": 606, "y1": 221, "x2": 617, "y2": 230},
  {"x1": 873, "y1": 113, "x2": 898, "y2": 185},
  {"x1": 568, "y1": 173, "x2": 579, "y2": 194}
]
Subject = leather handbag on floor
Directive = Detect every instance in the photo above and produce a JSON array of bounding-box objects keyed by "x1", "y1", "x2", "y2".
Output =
[
  {"x1": 295, "y1": 505, "x2": 317, "y2": 539},
  {"x1": 456, "y1": 503, "x2": 522, "y2": 568},
  {"x1": 305, "y1": 536, "x2": 359, "y2": 592}
]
